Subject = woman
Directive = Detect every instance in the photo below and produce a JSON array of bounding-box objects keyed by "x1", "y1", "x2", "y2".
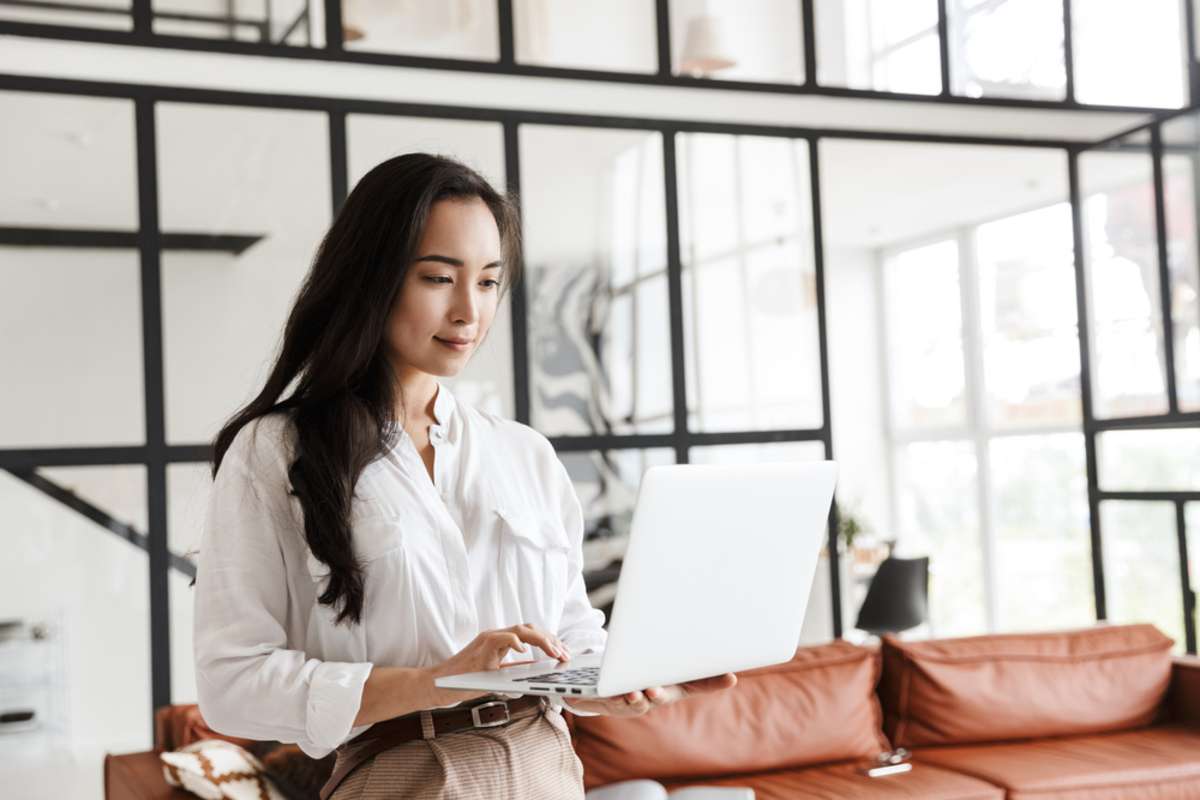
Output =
[{"x1": 193, "y1": 153, "x2": 736, "y2": 799}]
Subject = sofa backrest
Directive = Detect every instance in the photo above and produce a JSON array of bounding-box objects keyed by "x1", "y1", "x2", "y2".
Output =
[
  {"x1": 154, "y1": 705, "x2": 251, "y2": 751},
  {"x1": 567, "y1": 640, "x2": 890, "y2": 789},
  {"x1": 878, "y1": 623, "x2": 1174, "y2": 747}
]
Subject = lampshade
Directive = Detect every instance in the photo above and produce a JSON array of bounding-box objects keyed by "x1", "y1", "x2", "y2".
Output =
[{"x1": 679, "y1": 14, "x2": 736, "y2": 77}]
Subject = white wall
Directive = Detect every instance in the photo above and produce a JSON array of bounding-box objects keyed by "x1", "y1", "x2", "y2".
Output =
[{"x1": 827, "y1": 244, "x2": 890, "y2": 537}]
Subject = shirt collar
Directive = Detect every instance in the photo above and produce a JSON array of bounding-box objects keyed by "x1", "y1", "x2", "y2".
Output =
[{"x1": 384, "y1": 380, "x2": 456, "y2": 443}]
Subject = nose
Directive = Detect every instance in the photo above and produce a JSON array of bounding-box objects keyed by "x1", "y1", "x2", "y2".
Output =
[{"x1": 450, "y1": 280, "x2": 480, "y2": 325}]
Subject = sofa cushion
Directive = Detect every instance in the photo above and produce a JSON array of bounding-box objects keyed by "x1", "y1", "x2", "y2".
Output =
[
  {"x1": 569, "y1": 641, "x2": 891, "y2": 789},
  {"x1": 663, "y1": 762, "x2": 1003, "y2": 800},
  {"x1": 879, "y1": 623, "x2": 1173, "y2": 747},
  {"x1": 914, "y1": 724, "x2": 1200, "y2": 799},
  {"x1": 161, "y1": 739, "x2": 287, "y2": 800}
]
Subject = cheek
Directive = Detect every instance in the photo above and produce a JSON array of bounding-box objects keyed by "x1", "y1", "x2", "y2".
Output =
[{"x1": 386, "y1": 296, "x2": 437, "y2": 349}]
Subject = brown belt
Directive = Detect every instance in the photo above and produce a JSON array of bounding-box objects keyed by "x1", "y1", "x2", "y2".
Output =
[{"x1": 318, "y1": 695, "x2": 546, "y2": 800}]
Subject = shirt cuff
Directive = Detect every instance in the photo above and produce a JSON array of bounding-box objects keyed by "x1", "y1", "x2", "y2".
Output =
[{"x1": 305, "y1": 660, "x2": 374, "y2": 751}]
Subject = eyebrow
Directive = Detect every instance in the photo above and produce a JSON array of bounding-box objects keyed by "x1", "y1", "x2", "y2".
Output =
[{"x1": 414, "y1": 254, "x2": 502, "y2": 269}]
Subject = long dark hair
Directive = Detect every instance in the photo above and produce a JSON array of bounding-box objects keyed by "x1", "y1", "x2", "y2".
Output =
[{"x1": 211, "y1": 153, "x2": 522, "y2": 625}]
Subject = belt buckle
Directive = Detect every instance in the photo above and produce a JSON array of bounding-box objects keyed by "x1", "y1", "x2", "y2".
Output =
[{"x1": 469, "y1": 700, "x2": 510, "y2": 729}]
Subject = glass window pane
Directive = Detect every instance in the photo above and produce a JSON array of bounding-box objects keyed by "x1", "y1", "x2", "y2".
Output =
[
  {"x1": 816, "y1": 0, "x2": 941, "y2": 94},
  {"x1": 894, "y1": 440, "x2": 986, "y2": 636},
  {"x1": 0, "y1": 0, "x2": 130, "y2": 29},
  {"x1": 1160, "y1": 116, "x2": 1200, "y2": 412},
  {"x1": 678, "y1": 134, "x2": 823, "y2": 432},
  {"x1": 884, "y1": 239, "x2": 967, "y2": 430},
  {"x1": 154, "y1": 0, "x2": 325, "y2": 46},
  {"x1": 157, "y1": 103, "x2": 330, "y2": 444},
  {"x1": 976, "y1": 203, "x2": 1081, "y2": 429},
  {"x1": 991, "y1": 433, "x2": 1093, "y2": 632},
  {"x1": 514, "y1": 0, "x2": 656, "y2": 73},
  {"x1": 0, "y1": 467, "x2": 151, "y2": 771},
  {"x1": 689, "y1": 440, "x2": 826, "y2": 464},
  {"x1": 947, "y1": 0, "x2": 1066, "y2": 101},
  {"x1": 669, "y1": 0, "x2": 804, "y2": 83},
  {"x1": 167, "y1": 463, "x2": 209, "y2": 565},
  {"x1": 0, "y1": 247, "x2": 146, "y2": 448},
  {"x1": 1097, "y1": 428, "x2": 1200, "y2": 491},
  {"x1": 872, "y1": 33, "x2": 942, "y2": 95},
  {"x1": 343, "y1": 0, "x2": 496, "y2": 58},
  {"x1": 1072, "y1": 0, "x2": 1187, "y2": 108},
  {"x1": 1079, "y1": 148, "x2": 1170, "y2": 418},
  {"x1": 1, "y1": 91, "x2": 137, "y2": 230},
  {"x1": 1102, "y1": 501, "x2": 1186, "y2": 653},
  {"x1": 869, "y1": 0, "x2": 939, "y2": 46},
  {"x1": 520, "y1": 126, "x2": 672, "y2": 437},
  {"x1": 346, "y1": 114, "x2": 514, "y2": 418}
]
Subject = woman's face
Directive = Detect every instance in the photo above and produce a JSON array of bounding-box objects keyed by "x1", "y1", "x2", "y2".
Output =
[{"x1": 385, "y1": 196, "x2": 504, "y2": 380}]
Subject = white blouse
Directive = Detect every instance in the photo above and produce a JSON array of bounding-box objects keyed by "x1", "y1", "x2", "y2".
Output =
[{"x1": 193, "y1": 380, "x2": 608, "y2": 759}]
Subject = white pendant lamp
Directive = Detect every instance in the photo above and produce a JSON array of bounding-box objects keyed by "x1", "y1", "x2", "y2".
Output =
[{"x1": 679, "y1": 8, "x2": 736, "y2": 77}]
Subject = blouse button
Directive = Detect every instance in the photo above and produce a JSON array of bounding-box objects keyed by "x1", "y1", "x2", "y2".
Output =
[{"x1": 430, "y1": 428, "x2": 444, "y2": 442}]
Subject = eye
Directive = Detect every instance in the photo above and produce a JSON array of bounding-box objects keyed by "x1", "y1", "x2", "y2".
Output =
[
  {"x1": 481, "y1": 279, "x2": 501, "y2": 289},
  {"x1": 424, "y1": 276, "x2": 452, "y2": 284}
]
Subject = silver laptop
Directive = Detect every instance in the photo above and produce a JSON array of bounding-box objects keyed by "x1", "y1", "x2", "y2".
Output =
[{"x1": 435, "y1": 460, "x2": 838, "y2": 700}]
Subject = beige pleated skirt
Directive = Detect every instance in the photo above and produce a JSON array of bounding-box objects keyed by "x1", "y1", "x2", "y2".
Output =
[{"x1": 329, "y1": 704, "x2": 585, "y2": 799}]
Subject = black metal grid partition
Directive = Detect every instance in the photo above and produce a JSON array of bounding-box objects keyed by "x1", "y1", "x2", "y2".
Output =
[
  {"x1": 0, "y1": 0, "x2": 1194, "y2": 112},
  {"x1": 1, "y1": 6, "x2": 1198, "y2": 735},
  {"x1": 1071, "y1": 105, "x2": 1200, "y2": 656}
]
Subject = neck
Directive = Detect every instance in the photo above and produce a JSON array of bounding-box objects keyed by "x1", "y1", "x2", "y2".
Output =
[{"x1": 394, "y1": 368, "x2": 439, "y2": 428}]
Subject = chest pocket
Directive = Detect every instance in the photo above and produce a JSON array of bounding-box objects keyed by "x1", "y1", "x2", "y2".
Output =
[{"x1": 494, "y1": 504, "x2": 572, "y2": 622}]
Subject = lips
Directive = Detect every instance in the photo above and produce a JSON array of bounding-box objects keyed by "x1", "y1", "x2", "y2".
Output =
[{"x1": 435, "y1": 336, "x2": 474, "y2": 353}]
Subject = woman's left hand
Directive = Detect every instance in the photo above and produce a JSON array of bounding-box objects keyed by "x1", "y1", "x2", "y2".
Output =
[{"x1": 562, "y1": 672, "x2": 737, "y2": 717}]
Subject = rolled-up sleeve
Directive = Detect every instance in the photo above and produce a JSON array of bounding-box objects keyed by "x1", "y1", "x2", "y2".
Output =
[{"x1": 194, "y1": 445, "x2": 373, "y2": 757}]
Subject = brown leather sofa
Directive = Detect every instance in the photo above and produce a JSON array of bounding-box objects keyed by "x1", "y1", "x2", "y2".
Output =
[
  {"x1": 105, "y1": 624, "x2": 1200, "y2": 799},
  {"x1": 568, "y1": 624, "x2": 1200, "y2": 799}
]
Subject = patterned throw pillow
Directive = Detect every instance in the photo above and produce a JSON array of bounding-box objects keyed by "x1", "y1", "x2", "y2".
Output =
[{"x1": 161, "y1": 739, "x2": 287, "y2": 800}]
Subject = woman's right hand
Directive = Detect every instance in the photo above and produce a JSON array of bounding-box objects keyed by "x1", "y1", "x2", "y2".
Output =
[{"x1": 424, "y1": 624, "x2": 571, "y2": 705}]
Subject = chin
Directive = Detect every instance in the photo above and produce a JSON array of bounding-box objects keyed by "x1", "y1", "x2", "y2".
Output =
[{"x1": 428, "y1": 359, "x2": 468, "y2": 377}]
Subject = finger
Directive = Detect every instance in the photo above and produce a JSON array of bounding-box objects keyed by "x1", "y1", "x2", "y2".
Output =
[
  {"x1": 491, "y1": 632, "x2": 526, "y2": 657},
  {"x1": 552, "y1": 635, "x2": 572, "y2": 660},
  {"x1": 510, "y1": 624, "x2": 569, "y2": 660},
  {"x1": 644, "y1": 686, "x2": 671, "y2": 703},
  {"x1": 624, "y1": 693, "x2": 652, "y2": 715}
]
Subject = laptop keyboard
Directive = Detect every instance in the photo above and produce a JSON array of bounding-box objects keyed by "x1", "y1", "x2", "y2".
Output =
[{"x1": 515, "y1": 666, "x2": 600, "y2": 685}]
